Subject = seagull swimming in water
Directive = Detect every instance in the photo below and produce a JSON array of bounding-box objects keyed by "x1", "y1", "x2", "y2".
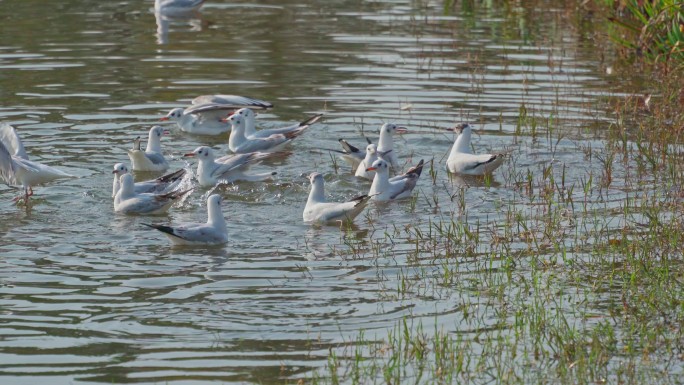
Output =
[
  {"x1": 366, "y1": 158, "x2": 424, "y2": 201},
  {"x1": 143, "y1": 194, "x2": 229, "y2": 246},
  {"x1": 128, "y1": 126, "x2": 170, "y2": 172},
  {"x1": 114, "y1": 174, "x2": 191, "y2": 215},
  {"x1": 0, "y1": 123, "x2": 75, "y2": 203},
  {"x1": 445, "y1": 123, "x2": 505, "y2": 175},
  {"x1": 233, "y1": 108, "x2": 323, "y2": 139},
  {"x1": 183, "y1": 146, "x2": 281, "y2": 187},
  {"x1": 160, "y1": 95, "x2": 273, "y2": 135},
  {"x1": 111, "y1": 163, "x2": 186, "y2": 198},
  {"x1": 377, "y1": 123, "x2": 408, "y2": 172},
  {"x1": 225, "y1": 114, "x2": 314, "y2": 154},
  {"x1": 355, "y1": 144, "x2": 393, "y2": 180},
  {"x1": 303, "y1": 172, "x2": 373, "y2": 225}
]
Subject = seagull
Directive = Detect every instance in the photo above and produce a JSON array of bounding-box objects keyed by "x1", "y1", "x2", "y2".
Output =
[
  {"x1": 183, "y1": 146, "x2": 281, "y2": 187},
  {"x1": 0, "y1": 123, "x2": 74, "y2": 203},
  {"x1": 111, "y1": 163, "x2": 186, "y2": 198},
  {"x1": 128, "y1": 126, "x2": 170, "y2": 172},
  {"x1": 377, "y1": 123, "x2": 408, "y2": 172},
  {"x1": 445, "y1": 123, "x2": 505, "y2": 175},
  {"x1": 233, "y1": 108, "x2": 323, "y2": 139},
  {"x1": 142, "y1": 194, "x2": 229, "y2": 246},
  {"x1": 355, "y1": 144, "x2": 393, "y2": 180},
  {"x1": 303, "y1": 172, "x2": 373, "y2": 225},
  {"x1": 114, "y1": 173, "x2": 191, "y2": 215},
  {"x1": 160, "y1": 95, "x2": 273, "y2": 135},
  {"x1": 225, "y1": 113, "x2": 310, "y2": 154},
  {"x1": 155, "y1": 0, "x2": 205, "y2": 16},
  {"x1": 366, "y1": 158, "x2": 424, "y2": 201}
]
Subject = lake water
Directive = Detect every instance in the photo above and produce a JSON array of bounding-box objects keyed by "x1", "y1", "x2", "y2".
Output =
[{"x1": 0, "y1": 0, "x2": 658, "y2": 384}]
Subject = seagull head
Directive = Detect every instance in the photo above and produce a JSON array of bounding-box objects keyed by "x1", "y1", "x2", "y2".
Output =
[
  {"x1": 150, "y1": 125, "x2": 170, "y2": 138},
  {"x1": 366, "y1": 158, "x2": 389, "y2": 173},
  {"x1": 112, "y1": 163, "x2": 129, "y2": 176},
  {"x1": 366, "y1": 143, "x2": 377, "y2": 155},
  {"x1": 207, "y1": 194, "x2": 223, "y2": 208},
  {"x1": 184, "y1": 146, "x2": 214, "y2": 160},
  {"x1": 160, "y1": 107, "x2": 184, "y2": 122},
  {"x1": 380, "y1": 123, "x2": 408, "y2": 136},
  {"x1": 308, "y1": 172, "x2": 324, "y2": 185},
  {"x1": 449, "y1": 123, "x2": 471, "y2": 135},
  {"x1": 235, "y1": 107, "x2": 255, "y2": 120}
]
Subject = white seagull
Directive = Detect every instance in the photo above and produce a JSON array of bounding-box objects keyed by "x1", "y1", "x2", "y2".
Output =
[
  {"x1": 366, "y1": 158, "x2": 424, "y2": 201},
  {"x1": 225, "y1": 114, "x2": 310, "y2": 154},
  {"x1": 160, "y1": 95, "x2": 273, "y2": 135},
  {"x1": 446, "y1": 123, "x2": 505, "y2": 175},
  {"x1": 111, "y1": 163, "x2": 186, "y2": 198},
  {"x1": 183, "y1": 146, "x2": 281, "y2": 187},
  {"x1": 377, "y1": 123, "x2": 408, "y2": 172},
  {"x1": 355, "y1": 144, "x2": 393, "y2": 180},
  {"x1": 155, "y1": 0, "x2": 205, "y2": 16},
  {"x1": 0, "y1": 123, "x2": 74, "y2": 203},
  {"x1": 143, "y1": 194, "x2": 229, "y2": 246},
  {"x1": 114, "y1": 174, "x2": 191, "y2": 215},
  {"x1": 233, "y1": 108, "x2": 323, "y2": 139},
  {"x1": 303, "y1": 172, "x2": 373, "y2": 225},
  {"x1": 128, "y1": 126, "x2": 170, "y2": 172}
]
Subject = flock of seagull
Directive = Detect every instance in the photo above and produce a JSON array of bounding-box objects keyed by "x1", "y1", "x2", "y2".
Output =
[{"x1": 0, "y1": 92, "x2": 506, "y2": 246}]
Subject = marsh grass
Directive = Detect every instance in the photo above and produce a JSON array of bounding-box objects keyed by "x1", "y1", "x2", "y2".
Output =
[{"x1": 301, "y1": 67, "x2": 684, "y2": 384}]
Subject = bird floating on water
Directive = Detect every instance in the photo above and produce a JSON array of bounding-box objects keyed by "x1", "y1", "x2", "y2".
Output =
[
  {"x1": 303, "y1": 172, "x2": 373, "y2": 225},
  {"x1": 143, "y1": 194, "x2": 229, "y2": 246},
  {"x1": 128, "y1": 126, "x2": 170, "y2": 172},
  {"x1": 114, "y1": 174, "x2": 191, "y2": 215},
  {"x1": 111, "y1": 163, "x2": 186, "y2": 198},
  {"x1": 160, "y1": 95, "x2": 273, "y2": 135},
  {"x1": 445, "y1": 123, "x2": 505, "y2": 176},
  {"x1": 367, "y1": 158, "x2": 424, "y2": 201},
  {"x1": 183, "y1": 146, "x2": 282, "y2": 187}
]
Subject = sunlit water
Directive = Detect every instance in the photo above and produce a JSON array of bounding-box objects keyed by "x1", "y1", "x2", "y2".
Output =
[{"x1": 0, "y1": 0, "x2": 650, "y2": 383}]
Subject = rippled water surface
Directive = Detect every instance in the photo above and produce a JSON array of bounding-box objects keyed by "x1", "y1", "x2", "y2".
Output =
[{"x1": 0, "y1": 0, "x2": 651, "y2": 384}]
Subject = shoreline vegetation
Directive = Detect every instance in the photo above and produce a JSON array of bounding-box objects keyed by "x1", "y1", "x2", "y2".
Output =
[{"x1": 308, "y1": 1, "x2": 683, "y2": 384}]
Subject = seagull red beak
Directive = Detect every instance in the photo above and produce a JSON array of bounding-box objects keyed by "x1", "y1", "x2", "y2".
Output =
[
  {"x1": 162, "y1": 130, "x2": 171, "y2": 135},
  {"x1": 183, "y1": 153, "x2": 195, "y2": 157},
  {"x1": 366, "y1": 167, "x2": 377, "y2": 171},
  {"x1": 396, "y1": 127, "x2": 408, "y2": 134},
  {"x1": 112, "y1": 170, "x2": 118, "y2": 174},
  {"x1": 159, "y1": 117, "x2": 169, "y2": 121}
]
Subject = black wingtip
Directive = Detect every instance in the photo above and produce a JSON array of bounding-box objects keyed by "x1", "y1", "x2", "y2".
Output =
[
  {"x1": 156, "y1": 168, "x2": 186, "y2": 183},
  {"x1": 338, "y1": 138, "x2": 360, "y2": 154},
  {"x1": 142, "y1": 223, "x2": 183, "y2": 239},
  {"x1": 349, "y1": 194, "x2": 370, "y2": 206},
  {"x1": 271, "y1": 171, "x2": 277, "y2": 176},
  {"x1": 407, "y1": 159, "x2": 425, "y2": 177},
  {"x1": 299, "y1": 114, "x2": 323, "y2": 127},
  {"x1": 365, "y1": 136, "x2": 372, "y2": 144}
]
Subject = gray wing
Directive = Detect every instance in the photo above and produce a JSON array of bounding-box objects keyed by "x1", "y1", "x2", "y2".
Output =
[
  {"x1": 212, "y1": 152, "x2": 272, "y2": 178},
  {"x1": 191, "y1": 95, "x2": 273, "y2": 110},
  {"x1": 145, "y1": 152, "x2": 167, "y2": 165},
  {"x1": 184, "y1": 103, "x2": 239, "y2": 115},
  {"x1": 389, "y1": 174, "x2": 419, "y2": 200},
  {"x1": 0, "y1": 123, "x2": 28, "y2": 159}
]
